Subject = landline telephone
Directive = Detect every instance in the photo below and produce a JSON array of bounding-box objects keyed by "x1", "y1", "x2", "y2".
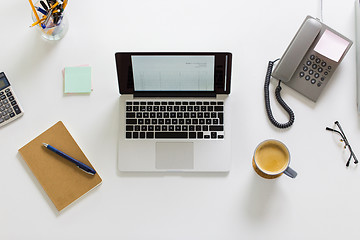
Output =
[{"x1": 265, "y1": 15, "x2": 352, "y2": 129}]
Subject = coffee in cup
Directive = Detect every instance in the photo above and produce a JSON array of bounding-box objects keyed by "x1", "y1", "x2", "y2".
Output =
[{"x1": 253, "y1": 139, "x2": 297, "y2": 179}]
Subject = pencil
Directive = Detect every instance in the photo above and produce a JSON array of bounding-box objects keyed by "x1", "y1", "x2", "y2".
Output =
[
  {"x1": 50, "y1": 1, "x2": 59, "y2": 10},
  {"x1": 30, "y1": 15, "x2": 46, "y2": 27},
  {"x1": 63, "y1": 0, "x2": 68, "y2": 9},
  {"x1": 28, "y1": 0, "x2": 41, "y2": 27}
]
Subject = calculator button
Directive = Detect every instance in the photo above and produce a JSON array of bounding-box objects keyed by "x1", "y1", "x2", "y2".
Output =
[
  {"x1": 13, "y1": 105, "x2": 21, "y2": 115},
  {"x1": 0, "y1": 118, "x2": 4, "y2": 123},
  {"x1": 311, "y1": 79, "x2": 316, "y2": 84},
  {"x1": 6, "y1": 92, "x2": 12, "y2": 97},
  {"x1": 9, "y1": 113, "x2": 15, "y2": 118}
]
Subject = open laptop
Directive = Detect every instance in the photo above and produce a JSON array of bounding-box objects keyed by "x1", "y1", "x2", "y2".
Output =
[{"x1": 115, "y1": 52, "x2": 232, "y2": 172}]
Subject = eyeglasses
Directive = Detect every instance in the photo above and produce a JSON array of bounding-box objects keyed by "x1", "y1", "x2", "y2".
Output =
[{"x1": 326, "y1": 121, "x2": 358, "y2": 167}]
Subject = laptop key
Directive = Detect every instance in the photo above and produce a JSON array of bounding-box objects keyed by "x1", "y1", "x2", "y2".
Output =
[
  {"x1": 146, "y1": 132, "x2": 154, "y2": 138},
  {"x1": 126, "y1": 119, "x2": 137, "y2": 124},
  {"x1": 214, "y1": 106, "x2": 223, "y2": 111},
  {"x1": 155, "y1": 132, "x2": 187, "y2": 138},
  {"x1": 126, "y1": 132, "x2": 132, "y2": 139},
  {"x1": 126, "y1": 112, "x2": 135, "y2": 118},
  {"x1": 211, "y1": 132, "x2": 217, "y2": 139},
  {"x1": 218, "y1": 113, "x2": 224, "y2": 124},
  {"x1": 133, "y1": 132, "x2": 139, "y2": 138},
  {"x1": 209, "y1": 125, "x2": 224, "y2": 131}
]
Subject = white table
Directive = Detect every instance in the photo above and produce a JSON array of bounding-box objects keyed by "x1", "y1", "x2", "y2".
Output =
[{"x1": 1, "y1": 0, "x2": 359, "y2": 239}]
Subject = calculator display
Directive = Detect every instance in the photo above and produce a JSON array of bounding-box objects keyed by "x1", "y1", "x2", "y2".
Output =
[{"x1": 0, "y1": 76, "x2": 10, "y2": 90}]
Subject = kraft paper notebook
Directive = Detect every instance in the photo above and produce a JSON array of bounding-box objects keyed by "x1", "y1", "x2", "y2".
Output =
[{"x1": 18, "y1": 121, "x2": 102, "y2": 211}]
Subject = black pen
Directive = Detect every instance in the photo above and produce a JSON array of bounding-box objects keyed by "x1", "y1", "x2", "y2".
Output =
[{"x1": 40, "y1": 0, "x2": 49, "y2": 11}]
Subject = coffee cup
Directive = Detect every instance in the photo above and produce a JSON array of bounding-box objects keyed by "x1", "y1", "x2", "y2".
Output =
[{"x1": 252, "y1": 139, "x2": 297, "y2": 179}]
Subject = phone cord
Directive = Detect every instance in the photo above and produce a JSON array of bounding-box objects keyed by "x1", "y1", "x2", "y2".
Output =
[{"x1": 264, "y1": 60, "x2": 295, "y2": 129}]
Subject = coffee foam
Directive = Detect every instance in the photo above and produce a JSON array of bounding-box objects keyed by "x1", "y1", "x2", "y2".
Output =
[{"x1": 254, "y1": 140, "x2": 289, "y2": 175}]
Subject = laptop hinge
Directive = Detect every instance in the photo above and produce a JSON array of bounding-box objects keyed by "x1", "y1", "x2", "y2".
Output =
[{"x1": 133, "y1": 91, "x2": 216, "y2": 98}]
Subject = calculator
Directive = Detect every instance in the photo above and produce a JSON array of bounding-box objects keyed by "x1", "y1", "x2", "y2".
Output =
[{"x1": 0, "y1": 72, "x2": 24, "y2": 127}]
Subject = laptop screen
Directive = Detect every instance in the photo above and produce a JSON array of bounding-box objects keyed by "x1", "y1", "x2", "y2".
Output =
[
  {"x1": 131, "y1": 56, "x2": 215, "y2": 92},
  {"x1": 115, "y1": 52, "x2": 232, "y2": 97}
]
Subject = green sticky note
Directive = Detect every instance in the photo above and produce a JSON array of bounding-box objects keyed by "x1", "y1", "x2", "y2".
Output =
[{"x1": 64, "y1": 66, "x2": 92, "y2": 93}]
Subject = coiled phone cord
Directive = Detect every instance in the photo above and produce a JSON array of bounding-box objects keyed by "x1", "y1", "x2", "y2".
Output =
[{"x1": 264, "y1": 59, "x2": 295, "y2": 129}]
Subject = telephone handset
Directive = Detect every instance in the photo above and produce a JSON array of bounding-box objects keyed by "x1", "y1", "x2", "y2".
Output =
[{"x1": 265, "y1": 16, "x2": 352, "y2": 129}]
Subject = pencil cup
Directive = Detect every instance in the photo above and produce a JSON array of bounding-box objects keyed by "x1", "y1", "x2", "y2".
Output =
[{"x1": 31, "y1": 2, "x2": 69, "y2": 41}]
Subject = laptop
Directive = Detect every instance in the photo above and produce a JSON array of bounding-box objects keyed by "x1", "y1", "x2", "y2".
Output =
[{"x1": 115, "y1": 52, "x2": 232, "y2": 172}]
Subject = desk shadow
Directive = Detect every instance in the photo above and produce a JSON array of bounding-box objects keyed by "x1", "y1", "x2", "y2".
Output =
[
  {"x1": 116, "y1": 170, "x2": 229, "y2": 179},
  {"x1": 12, "y1": 32, "x2": 59, "y2": 83},
  {"x1": 16, "y1": 152, "x2": 60, "y2": 216},
  {"x1": 243, "y1": 173, "x2": 280, "y2": 221},
  {"x1": 16, "y1": 152, "x2": 101, "y2": 216}
]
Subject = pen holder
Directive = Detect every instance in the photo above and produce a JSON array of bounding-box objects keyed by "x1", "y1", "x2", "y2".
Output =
[{"x1": 31, "y1": 1, "x2": 68, "y2": 41}]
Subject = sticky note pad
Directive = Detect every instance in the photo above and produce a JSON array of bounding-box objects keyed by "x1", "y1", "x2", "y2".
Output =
[
  {"x1": 64, "y1": 66, "x2": 92, "y2": 93},
  {"x1": 314, "y1": 29, "x2": 350, "y2": 62}
]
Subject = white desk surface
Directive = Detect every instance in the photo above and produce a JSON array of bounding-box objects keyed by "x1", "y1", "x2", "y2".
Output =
[{"x1": 1, "y1": 0, "x2": 360, "y2": 239}]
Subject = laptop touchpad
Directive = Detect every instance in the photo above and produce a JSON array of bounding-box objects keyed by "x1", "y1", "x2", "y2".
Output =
[{"x1": 155, "y1": 142, "x2": 194, "y2": 169}]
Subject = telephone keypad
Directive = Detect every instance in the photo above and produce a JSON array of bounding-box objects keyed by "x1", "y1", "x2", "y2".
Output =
[{"x1": 299, "y1": 54, "x2": 332, "y2": 87}]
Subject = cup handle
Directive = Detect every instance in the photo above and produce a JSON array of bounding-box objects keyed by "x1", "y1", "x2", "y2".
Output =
[{"x1": 284, "y1": 167, "x2": 297, "y2": 178}]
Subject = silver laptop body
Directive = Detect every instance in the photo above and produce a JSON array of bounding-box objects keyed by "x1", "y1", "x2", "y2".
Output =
[{"x1": 115, "y1": 52, "x2": 232, "y2": 172}]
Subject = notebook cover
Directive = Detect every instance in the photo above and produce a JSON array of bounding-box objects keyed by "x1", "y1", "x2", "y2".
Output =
[{"x1": 18, "y1": 121, "x2": 102, "y2": 211}]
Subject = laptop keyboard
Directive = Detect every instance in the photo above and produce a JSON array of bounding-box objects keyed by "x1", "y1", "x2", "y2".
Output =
[{"x1": 125, "y1": 100, "x2": 224, "y2": 139}]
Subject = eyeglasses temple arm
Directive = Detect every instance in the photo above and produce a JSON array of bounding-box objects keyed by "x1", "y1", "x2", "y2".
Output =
[{"x1": 326, "y1": 127, "x2": 346, "y2": 141}]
